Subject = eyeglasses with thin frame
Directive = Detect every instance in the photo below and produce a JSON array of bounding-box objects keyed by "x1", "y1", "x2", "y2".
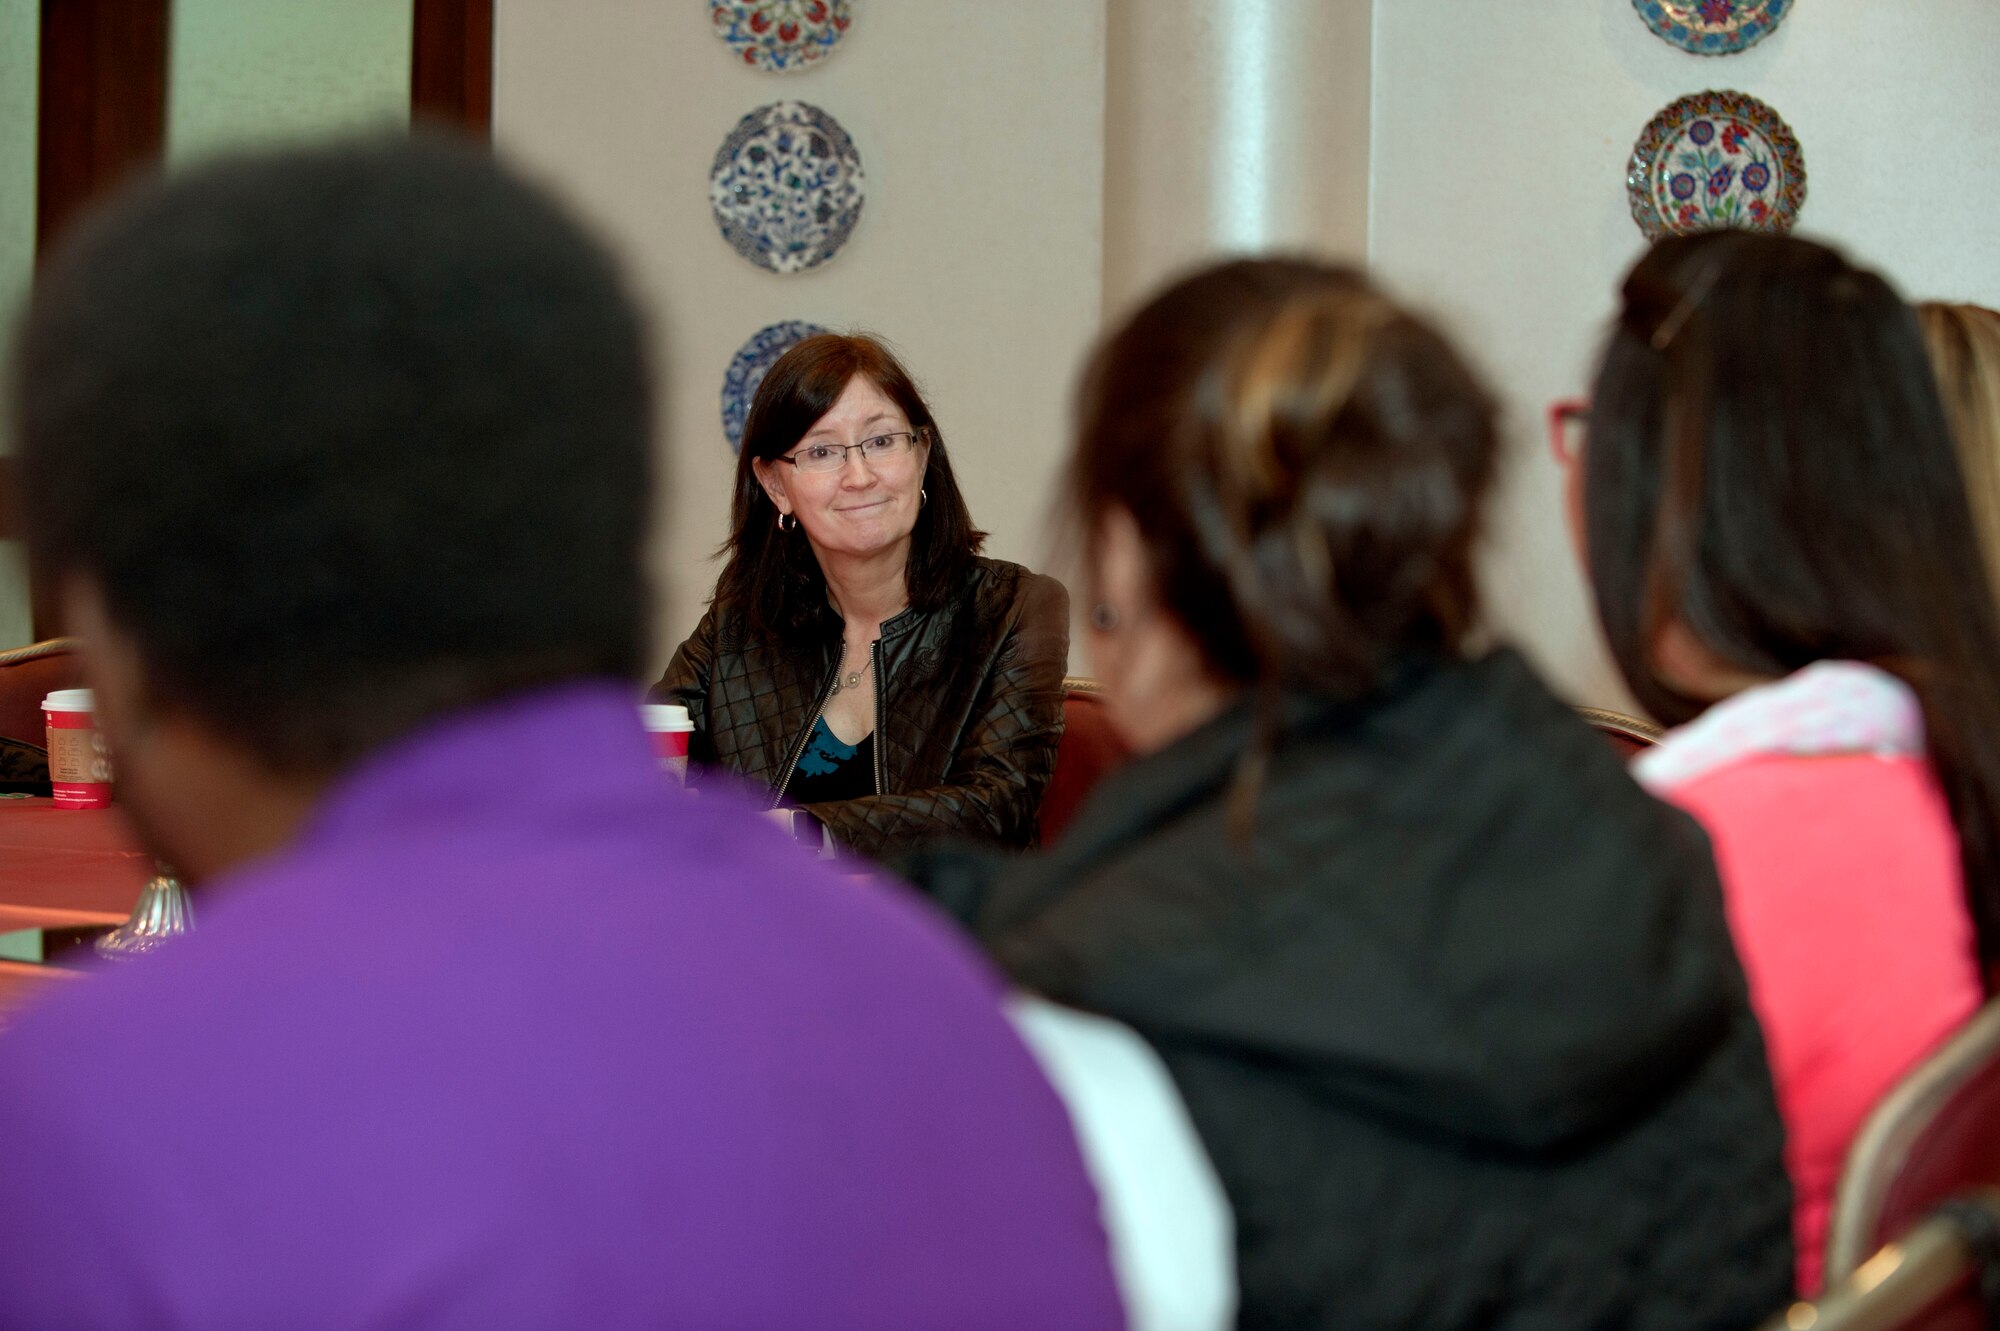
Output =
[
  {"x1": 1547, "y1": 398, "x2": 1589, "y2": 467},
  {"x1": 776, "y1": 428, "x2": 927, "y2": 475}
]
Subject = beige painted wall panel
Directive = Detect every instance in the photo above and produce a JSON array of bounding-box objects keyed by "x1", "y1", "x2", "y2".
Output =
[
  {"x1": 1103, "y1": 0, "x2": 1371, "y2": 322},
  {"x1": 494, "y1": 0, "x2": 1108, "y2": 671},
  {"x1": 1370, "y1": 0, "x2": 2000, "y2": 712}
]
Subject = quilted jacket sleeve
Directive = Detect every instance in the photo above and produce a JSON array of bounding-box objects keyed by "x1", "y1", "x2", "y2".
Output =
[
  {"x1": 808, "y1": 573, "x2": 1069, "y2": 860},
  {"x1": 651, "y1": 606, "x2": 719, "y2": 765}
]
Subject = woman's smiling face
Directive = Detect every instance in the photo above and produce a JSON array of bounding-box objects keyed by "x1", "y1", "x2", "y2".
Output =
[{"x1": 755, "y1": 373, "x2": 930, "y2": 565}]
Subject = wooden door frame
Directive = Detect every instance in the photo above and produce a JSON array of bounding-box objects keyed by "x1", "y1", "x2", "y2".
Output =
[{"x1": 412, "y1": 0, "x2": 494, "y2": 139}]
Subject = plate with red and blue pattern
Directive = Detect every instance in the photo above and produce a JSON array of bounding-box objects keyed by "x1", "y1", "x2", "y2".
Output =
[
  {"x1": 710, "y1": 1, "x2": 853, "y2": 74},
  {"x1": 1627, "y1": 90, "x2": 1806, "y2": 241},
  {"x1": 1631, "y1": 0, "x2": 1790, "y2": 56}
]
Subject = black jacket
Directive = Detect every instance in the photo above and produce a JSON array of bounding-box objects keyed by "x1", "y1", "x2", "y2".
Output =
[
  {"x1": 655, "y1": 557, "x2": 1068, "y2": 861},
  {"x1": 905, "y1": 650, "x2": 1794, "y2": 1331}
]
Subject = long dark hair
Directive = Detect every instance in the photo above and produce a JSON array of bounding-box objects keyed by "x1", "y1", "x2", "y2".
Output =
[
  {"x1": 715, "y1": 333, "x2": 984, "y2": 643},
  {"x1": 1070, "y1": 258, "x2": 1500, "y2": 824},
  {"x1": 1585, "y1": 231, "x2": 2000, "y2": 969}
]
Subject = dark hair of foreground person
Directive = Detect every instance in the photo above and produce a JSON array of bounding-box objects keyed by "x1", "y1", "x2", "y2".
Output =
[{"x1": 12, "y1": 134, "x2": 652, "y2": 773}]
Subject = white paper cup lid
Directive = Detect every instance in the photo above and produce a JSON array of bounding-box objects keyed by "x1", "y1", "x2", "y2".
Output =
[
  {"x1": 640, "y1": 703, "x2": 694, "y2": 731},
  {"x1": 42, "y1": 689, "x2": 94, "y2": 712}
]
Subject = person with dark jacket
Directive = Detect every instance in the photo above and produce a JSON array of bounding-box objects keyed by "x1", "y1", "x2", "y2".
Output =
[
  {"x1": 654, "y1": 334, "x2": 1066, "y2": 862},
  {"x1": 901, "y1": 258, "x2": 1795, "y2": 1330}
]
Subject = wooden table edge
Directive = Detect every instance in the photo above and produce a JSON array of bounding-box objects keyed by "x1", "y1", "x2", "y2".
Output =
[{"x1": 0, "y1": 906, "x2": 127, "y2": 934}]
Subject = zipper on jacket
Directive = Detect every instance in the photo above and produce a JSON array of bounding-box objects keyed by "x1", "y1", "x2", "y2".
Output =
[
  {"x1": 870, "y1": 638, "x2": 885, "y2": 797},
  {"x1": 770, "y1": 658, "x2": 841, "y2": 810}
]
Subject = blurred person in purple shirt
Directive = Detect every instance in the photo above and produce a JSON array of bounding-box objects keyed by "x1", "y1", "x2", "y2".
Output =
[{"x1": 0, "y1": 137, "x2": 1123, "y2": 1331}]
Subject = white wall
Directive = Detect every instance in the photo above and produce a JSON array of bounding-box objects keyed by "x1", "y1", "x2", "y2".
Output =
[
  {"x1": 1102, "y1": 0, "x2": 1370, "y2": 321},
  {"x1": 1370, "y1": 0, "x2": 2000, "y2": 708},
  {"x1": 493, "y1": 0, "x2": 1107, "y2": 671},
  {"x1": 494, "y1": 0, "x2": 2000, "y2": 699}
]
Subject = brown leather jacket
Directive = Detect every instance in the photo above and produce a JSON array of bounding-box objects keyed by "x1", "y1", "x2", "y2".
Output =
[{"x1": 653, "y1": 558, "x2": 1069, "y2": 861}]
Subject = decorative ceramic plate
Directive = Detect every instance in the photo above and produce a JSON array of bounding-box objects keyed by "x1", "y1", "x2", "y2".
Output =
[
  {"x1": 1631, "y1": 0, "x2": 1790, "y2": 55},
  {"x1": 721, "y1": 319, "x2": 829, "y2": 450},
  {"x1": 710, "y1": 1, "x2": 853, "y2": 74},
  {"x1": 709, "y1": 101, "x2": 865, "y2": 274},
  {"x1": 1627, "y1": 90, "x2": 1805, "y2": 241}
]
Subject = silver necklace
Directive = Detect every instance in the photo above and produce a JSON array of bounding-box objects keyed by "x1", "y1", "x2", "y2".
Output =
[{"x1": 829, "y1": 644, "x2": 874, "y2": 694}]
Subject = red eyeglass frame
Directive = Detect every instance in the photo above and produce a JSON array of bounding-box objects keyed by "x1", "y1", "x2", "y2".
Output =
[{"x1": 1546, "y1": 397, "x2": 1590, "y2": 466}]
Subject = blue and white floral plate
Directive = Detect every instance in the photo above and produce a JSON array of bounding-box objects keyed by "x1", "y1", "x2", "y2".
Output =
[
  {"x1": 709, "y1": 101, "x2": 865, "y2": 274},
  {"x1": 1627, "y1": 90, "x2": 1806, "y2": 241},
  {"x1": 1631, "y1": 0, "x2": 1790, "y2": 56},
  {"x1": 721, "y1": 320, "x2": 829, "y2": 451},
  {"x1": 710, "y1": 0, "x2": 853, "y2": 74}
]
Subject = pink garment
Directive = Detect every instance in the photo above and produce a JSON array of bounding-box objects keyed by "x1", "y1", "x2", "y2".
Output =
[{"x1": 1660, "y1": 753, "x2": 1980, "y2": 1292}]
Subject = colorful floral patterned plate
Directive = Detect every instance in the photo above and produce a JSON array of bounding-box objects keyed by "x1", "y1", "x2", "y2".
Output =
[
  {"x1": 1627, "y1": 91, "x2": 1805, "y2": 241},
  {"x1": 1631, "y1": 0, "x2": 1790, "y2": 56},
  {"x1": 710, "y1": 1, "x2": 853, "y2": 74},
  {"x1": 721, "y1": 319, "x2": 829, "y2": 451},
  {"x1": 709, "y1": 100, "x2": 865, "y2": 274}
]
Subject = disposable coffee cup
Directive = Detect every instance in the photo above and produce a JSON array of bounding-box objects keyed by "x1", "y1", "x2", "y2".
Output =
[
  {"x1": 640, "y1": 704, "x2": 695, "y2": 785},
  {"x1": 43, "y1": 688, "x2": 113, "y2": 809}
]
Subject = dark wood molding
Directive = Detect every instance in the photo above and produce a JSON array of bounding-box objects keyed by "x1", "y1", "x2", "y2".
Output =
[
  {"x1": 411, "y1": 0, "x2": 494, "y2": 139},
  {"x1": 29, "y1": 0, "x2": 171, "y2": 636},
  {"x1": 36, "y1": 0, "x2": 170, "y2": 260}
]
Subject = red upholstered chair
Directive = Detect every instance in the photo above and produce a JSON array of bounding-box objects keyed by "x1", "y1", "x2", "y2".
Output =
[
  {"x1": 1574, "y1": 704, "x2": 1662, "y2": 760},
  {"x1": 1816, "y1": 999, "x2": 2000, "y2": 1324},
  {"x1": 0, "y1": 638, "x2": 84, "y2": 794},
  {"x1": 1037, "y1": 676, "x2": 1133, "y2": 847}
]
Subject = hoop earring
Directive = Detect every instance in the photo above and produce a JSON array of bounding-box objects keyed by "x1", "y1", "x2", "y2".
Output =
[
  {"x1": 920, "y1": 488, "x2": 927, "y2": 507},
  {"x1": 1090, "y1": 603, "x2": 1119, "y2": 631},
  {"x1": 776, "y1": 512, "x2": 795, "y2": 533}
]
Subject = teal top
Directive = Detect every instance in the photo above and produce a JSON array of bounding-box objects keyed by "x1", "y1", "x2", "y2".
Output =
[{"x1": 784, "y1": 716, "x2": 876, "y2": 805}]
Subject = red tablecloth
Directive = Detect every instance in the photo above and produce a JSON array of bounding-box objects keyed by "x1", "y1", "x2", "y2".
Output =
[{"x1": 0, "y1": 798, "x2": 150, "y2": 932}]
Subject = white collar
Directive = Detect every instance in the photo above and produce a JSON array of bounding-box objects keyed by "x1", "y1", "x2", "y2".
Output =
[{"x1": 1633, "y1": 660, "x2": 1925, "y2": 793}]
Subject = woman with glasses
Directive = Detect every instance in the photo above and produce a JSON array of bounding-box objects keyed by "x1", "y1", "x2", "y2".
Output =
[
  {"x1": 653, "y1": 333, "x2": 1067, "y2": 860},
  {"x1": 1571, "y1": 233, "x2": 1998, "y2": 1292}
]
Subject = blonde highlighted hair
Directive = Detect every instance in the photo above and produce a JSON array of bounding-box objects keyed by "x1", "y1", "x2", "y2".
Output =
[
  {"x1": 1917, "y1": 302, "x2": 2000, "y2": 597},
  {"x1": 1070, "y1": 259, "x2": 1497, "y2": 701},
  {"x1": 1069, "y1": 259, "x2": 1499, "y2": 831}
]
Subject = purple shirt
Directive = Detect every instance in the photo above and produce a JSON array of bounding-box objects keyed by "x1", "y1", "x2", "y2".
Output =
[{"x1": 0, "y1": 683, "x2": 1123, "y2": 1330}]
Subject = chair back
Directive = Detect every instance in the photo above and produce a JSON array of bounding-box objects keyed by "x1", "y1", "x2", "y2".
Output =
[
  {"x1": 1039, "y1": 677, "x2": 1133, "y2": 847},
  {"x1": 1757, "y1": 1190, "x2": 2000, "y2": 1331},
  {"x1": 1826, "y1": 998, "x2": 2000, "y2": 1296},
  {"x1": 1574, "y1": 704, "x2": 1663, "y2": 761},
  {"x1": 0, "y1": 639, "x2": 83, "y2": 794}
]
